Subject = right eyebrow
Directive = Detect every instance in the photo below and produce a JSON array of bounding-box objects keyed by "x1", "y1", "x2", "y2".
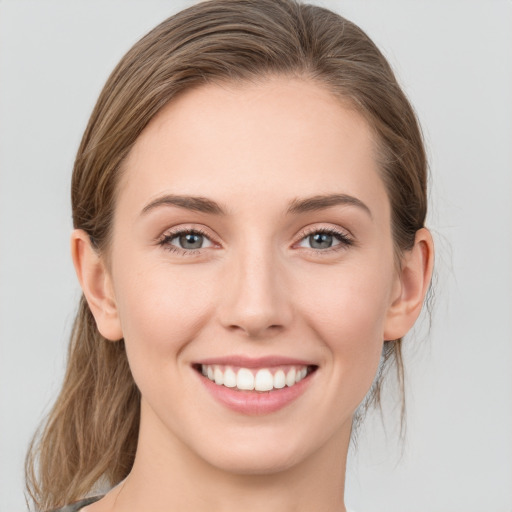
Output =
[{"x1": 141, "y1": 194, "x2": 227, "y2": 216}]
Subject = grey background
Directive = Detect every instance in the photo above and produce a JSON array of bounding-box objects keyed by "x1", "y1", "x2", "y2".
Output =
[{"x1": 1, "y1": 1, "x2": 511, "y2": 511}]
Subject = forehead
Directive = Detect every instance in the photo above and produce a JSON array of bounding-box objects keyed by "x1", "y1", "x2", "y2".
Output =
[{"x1": 119, "y1": 77, "x2": 389, "y2": 220}]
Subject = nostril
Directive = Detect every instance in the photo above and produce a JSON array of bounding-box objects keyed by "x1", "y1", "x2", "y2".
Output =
[{"x1": 226, "y1": 323, "x2": 285, "y2": 339}]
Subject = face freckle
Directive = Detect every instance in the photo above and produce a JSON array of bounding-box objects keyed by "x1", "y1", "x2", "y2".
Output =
[{"x1": 107, "y1": 76, "x2": 399, "y2": 474}]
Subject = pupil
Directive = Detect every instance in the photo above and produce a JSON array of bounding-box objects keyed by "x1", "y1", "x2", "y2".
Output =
[
  {"x1": 310, "y1": 233, "x2": 332, "y2": 249},
  {"x1": 179, "y1": 233, "x2": 203, "y2": 249}
]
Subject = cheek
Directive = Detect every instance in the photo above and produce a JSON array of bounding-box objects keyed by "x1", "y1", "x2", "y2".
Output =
[
  {"x1": 112, "y1": 258, "x2": 216, "y2": 369},
  {"x1": 296, "y1": 259, "x2": 394, "y2": 368}
]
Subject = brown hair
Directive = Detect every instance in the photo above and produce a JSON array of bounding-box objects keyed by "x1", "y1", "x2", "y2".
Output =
[{"x1": 25, "y1": 1, "x2": 427, "y2": 509}]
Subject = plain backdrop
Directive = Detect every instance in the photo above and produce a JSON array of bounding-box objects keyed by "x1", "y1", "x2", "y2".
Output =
[{"x1": 1, "y1": 1, "x2": 511, "y2": 511}]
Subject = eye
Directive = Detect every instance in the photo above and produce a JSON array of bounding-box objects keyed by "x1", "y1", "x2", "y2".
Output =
[
  {"x1": 296, "y1": 228, "x2": 353, "y2": 251},
  {"x1": 159, "y1": 228, "x2": 215, "y2": 253}
]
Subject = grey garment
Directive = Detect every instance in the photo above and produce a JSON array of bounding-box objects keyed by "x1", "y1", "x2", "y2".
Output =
[{"x1": 49, "y1": 495, "x2": 104, "y2": 512}]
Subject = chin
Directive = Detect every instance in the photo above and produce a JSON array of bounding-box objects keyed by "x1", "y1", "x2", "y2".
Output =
[
  {"x1": 190, "y1": 422, "x2": 330, "y2": 477},
  {"x1": 204, "y1": 444, "x2": 306, "y2": 476}
]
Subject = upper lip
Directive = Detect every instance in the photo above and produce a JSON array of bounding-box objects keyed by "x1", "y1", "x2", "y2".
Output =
[{"x1": 194, "y1": 355, "x2": 316, "y2": 368}]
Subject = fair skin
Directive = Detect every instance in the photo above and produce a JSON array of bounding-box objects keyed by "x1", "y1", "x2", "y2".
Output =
[{"x1": 72, "y1": 77, "x2": 433, "y2": 512}]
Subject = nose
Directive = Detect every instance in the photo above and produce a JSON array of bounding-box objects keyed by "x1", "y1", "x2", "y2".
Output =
[{"x1": 218, "y1": 245, "x2": 293, "y2": 339}]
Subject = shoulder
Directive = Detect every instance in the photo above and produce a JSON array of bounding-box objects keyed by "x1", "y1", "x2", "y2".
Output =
[{"x1": 49, "y1": 495, "x2": 104, "y2": 512}]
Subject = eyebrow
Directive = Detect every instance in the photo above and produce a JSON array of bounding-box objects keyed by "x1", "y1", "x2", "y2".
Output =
[
  {"x1": 287, "y1": 193, "x2": 372, "y2": 218},
  {"x1": 141, "y1": 193, "x2": 372, "y2": 218},
  {"x1": 141, "y1": 195, "x2": 227, "y2": 216}
]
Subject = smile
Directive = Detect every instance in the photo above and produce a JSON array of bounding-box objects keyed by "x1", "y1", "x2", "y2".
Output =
[
  {"x1": 193, "y1": 357, "x2": 318, "y2": 414},
  {"x1": 200, "y1": 364, "x2": 312, "y2": 392}
]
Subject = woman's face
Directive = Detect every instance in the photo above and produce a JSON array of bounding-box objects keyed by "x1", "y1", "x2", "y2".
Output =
[{"x1": 105, "y1": 77, "x2": 401, "y2": 473}]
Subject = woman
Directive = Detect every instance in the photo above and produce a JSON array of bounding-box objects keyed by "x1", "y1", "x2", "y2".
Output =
[{"x1": 25, "y1": 1, "x2": 433, "y2": 510}]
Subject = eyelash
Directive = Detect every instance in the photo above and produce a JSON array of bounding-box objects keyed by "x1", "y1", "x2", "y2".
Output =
[
  {"x1": 296, "y1": 227, "x2": 354, "y2": 255},
  {"x1": 157, "y1": 226, "x2": 354, "y2": 256},
  {"x1": 158, "y1": 227, "x2": 213, "y2": 256}
]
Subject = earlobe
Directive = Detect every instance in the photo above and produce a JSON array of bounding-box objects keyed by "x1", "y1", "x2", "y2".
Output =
[
  {"x1": 70, "y1": 229, "x2": 123, "y2": 341},
  {"x1": 383, "y1": 228, "x2": 434, "y2": 341}
]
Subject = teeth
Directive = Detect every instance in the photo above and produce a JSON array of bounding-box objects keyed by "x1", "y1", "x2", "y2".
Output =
[
  {"x1": 254, "y1": 369, "x2": 273, "y2": 391},
  {"x1": 223, "y1": 367, "x2": 237, "y2": 388},
  {"x1": 286, "y1": 368, "x2": 296, "y2": 387},
  {"x1": 200, "y1": 364, "x2": 311, "y2": 391},
  {"x1": 295, "y1": 367, "x2": 307, "y2": 383},
  {"x1": 237, "y1": 368, "x2": 254, "y2": 390},
  {"x1": 214, "y1": 367, "x2": 224, "y2": 385},
  {"x1": 273, "y1": 370, "x2": 286, "y2": 389}
]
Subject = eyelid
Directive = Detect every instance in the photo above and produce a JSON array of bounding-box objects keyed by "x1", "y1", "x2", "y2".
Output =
[
  {"x1": 156, "y1": 224, "x2": 221, "y2": 254},
  {"x1": 155, "y1": 223, "x2": 354, "y2": 256},
  {"x1": 293, "y1": 225, "x2": 354, "y2": 252}
]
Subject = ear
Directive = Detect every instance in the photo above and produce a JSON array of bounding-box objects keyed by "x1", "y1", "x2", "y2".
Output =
[
  {"x1": 71, "y1": 229, "x2": 123, "y2": 341},
  {"x1": 384, "y1": 228, "x2": 434, "y2": 341}
]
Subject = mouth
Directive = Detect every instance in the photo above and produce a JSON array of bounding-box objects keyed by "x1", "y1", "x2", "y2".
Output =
[{"x1": 193, "y1": 363, "x2": 318, "y2": 392}]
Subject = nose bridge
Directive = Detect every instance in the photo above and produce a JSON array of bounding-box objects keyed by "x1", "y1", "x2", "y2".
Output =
[{"x1": 219, "y1": 235, "x2": 291, "y2": 337}]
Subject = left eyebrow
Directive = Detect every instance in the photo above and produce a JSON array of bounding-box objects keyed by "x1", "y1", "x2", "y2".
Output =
[{"x1": 286, "y1": 193, "x2": 373, "y2": 218}]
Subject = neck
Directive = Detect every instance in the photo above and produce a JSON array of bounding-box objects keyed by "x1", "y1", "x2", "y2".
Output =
[{"x1": 112, "y1": 401, "x2": 350, "y2": 512}]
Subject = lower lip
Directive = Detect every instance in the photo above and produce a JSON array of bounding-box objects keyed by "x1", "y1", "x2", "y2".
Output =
[{"x1": 197, "y1": 371, "x2": 315, "y2": 415}]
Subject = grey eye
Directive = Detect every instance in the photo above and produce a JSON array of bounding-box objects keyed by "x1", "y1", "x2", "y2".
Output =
[
  {"x1": 177, "y1": 232, "x2": 205, "y2": 249},
  {"x1": 308, "y1": 233, "x2": 334, "y2": 249},
  {"x1": 297, "y1": 230, "x2": 348, "y2": 251},
  {"x1": 161, "y1": 229, "x2": 215, "y2": 253}
]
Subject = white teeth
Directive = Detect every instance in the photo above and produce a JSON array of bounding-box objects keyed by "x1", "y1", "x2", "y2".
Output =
[
  {"x1": 200, "y1": 364, "x2": 311, "y2": 391},
  {"x1": 214, "y1": 367, "x2": 224, "y2": 385},
  {"x1": 273, "y1": 370, "x2": 286, "y2": 389},
  {"x1": 286, "y1": 368, "x2": 296, "y2": 387},
  {"x1": 237, "y1": 368, "x2": 255, "y2": 390},
  {"x1": 295, "y1": 367, "x2": 306, "y2": 382},
  {"x1": 223, "y1": 367, "x2": 237, "y2": 388},
  {"x1": 254, "y1": 369, "x2": 273, "y2": 391}
]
